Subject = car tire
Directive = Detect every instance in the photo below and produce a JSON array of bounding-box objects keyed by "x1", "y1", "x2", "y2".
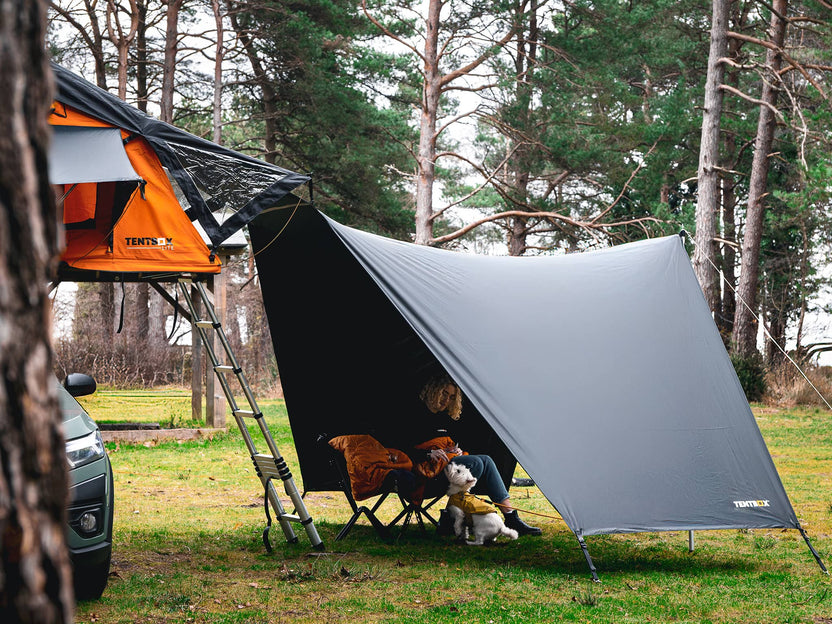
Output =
[{"x1": 74, "y1": 555, "x2": 111, "y2": 601}]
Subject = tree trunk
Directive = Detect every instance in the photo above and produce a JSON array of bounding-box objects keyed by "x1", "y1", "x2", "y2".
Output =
[
  {"x1": 716, "y1": 28, "x2": 743, "y2": 343},
  {"x1": 212, "y1": 0, "x2": 224, "y2": 145},
  {"x1": 84, "y1": 1, "x2": 108, "y2": 89},
  {"x1": 134, "y1": 282, "x2": 150, "y2": 346},
  {"x1": 160, "y1": 0, "x2": 183, "y2": 124},
  {"x1": 719, "y1": 167, "x2": 737, "y2": 338},
  {"x1": 99, "y1": 282, "x2": 115, "y2": 341},
  {"x1": 414, "y1": 0, "x2": 442, "y2": 246},
  {"x1": 693, "y1": 0, "x2": 728, "y2": 312},
  {"x1": 228, "y1": 3, "x2": 278, "y2": 163},
  {"x1": 732, "y1": 0, "x2": 787, "y2": 356},
  {"x1": 136, "y1": 0, "x2": 148, "y2": 112},
  {"x1": 0, "y1": 1, "x2": 74, "y2": 620},
  {"x1": 105, "y1": 0, "x2": 139, "y2": 100},
  {"x1": 506, "y1": 0, "x2": 537, "y2": 257}
]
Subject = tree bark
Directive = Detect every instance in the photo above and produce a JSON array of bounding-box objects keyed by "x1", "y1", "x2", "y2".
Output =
[
  {"x1": 507, "y1": 0, "x2": 537, "y2": 257},
  {"x1": 0, "y1": 1, "x2": 74, "y2": 620},
  {"x1": 105, "y1": 0, "x2": 139, "y2": 100},
  {"x1": 414, "y1": 0, "x2": 442, "y2": 246},
  {"x1": 227, "y1": 3, "x2": 278, "y2": 163},
  {"x1": 718, "y1": 165, "x2": 737, "y2": 339},
  {"x1": 715, "y1": 22, "x2": 745, "y2": 342},
  {"x1": 212, "y1": 0, "x2": 224, "y2": 145},
  {"x1": 160, "y1": 0, "x2": 183, "y2": 124},
  {"x1": 99, "y1": 282, "x2": 115, "y2": 341},
  {"x1": 693, "y1": 0, "x2": 728, "y2": 312},
  {"x1": 732, "y1": 0, "x2": 787, "y2": 357},
  {"x1": 136, "y1": 0, "x2": 149, "y2": 112}
]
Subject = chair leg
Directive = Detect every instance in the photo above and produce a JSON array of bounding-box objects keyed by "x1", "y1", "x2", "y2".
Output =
[
  {"x1": 336, "y1": 508, "x2": 364, "y2": 541},
  {"x1": 336, "y1": 505, "x2": 391, "y2": 541}
]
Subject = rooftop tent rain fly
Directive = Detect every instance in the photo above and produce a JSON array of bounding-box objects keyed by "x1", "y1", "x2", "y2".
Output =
[
  {"x1": 250, "y1": 205, "x2": 826, "y2": 578},
  {"x1": 50, "y1": 63, "x2": 310, "y2": 278}
]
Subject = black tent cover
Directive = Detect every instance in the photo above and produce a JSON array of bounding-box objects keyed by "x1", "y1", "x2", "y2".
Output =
[{"x1": 52, "y1": 63, "x2": 309, "y2": 248}]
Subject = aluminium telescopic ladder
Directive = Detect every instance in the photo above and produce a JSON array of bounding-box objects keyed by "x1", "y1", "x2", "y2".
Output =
[{"x1": 177, "y1": 277, "x2": 324, "y2": 551}]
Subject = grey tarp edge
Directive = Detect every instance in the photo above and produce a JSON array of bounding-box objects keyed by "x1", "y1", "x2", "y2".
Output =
[
  {"x1": 322, "y1": 214, "x2": 799, "y2": 538},
  {"x1": 49, "y1": 126, "x2": 141, "y2": 185}
]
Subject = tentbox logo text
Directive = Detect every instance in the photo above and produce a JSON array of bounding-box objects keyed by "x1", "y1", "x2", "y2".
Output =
[
  {"x1": 125, "y1": 237, "x2": 174, "y2": 250},
  {"x1": 733, "y1": 499, "x2": 770, "y2": 509}
]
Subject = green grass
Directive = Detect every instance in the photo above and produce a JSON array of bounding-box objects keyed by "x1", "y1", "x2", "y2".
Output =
[
  {"x1": 80, "y1": 388, "x2": 202, "y2": 428},
  {"x1": 73, "y1": 391, "x2": 832, "y2": 623}
]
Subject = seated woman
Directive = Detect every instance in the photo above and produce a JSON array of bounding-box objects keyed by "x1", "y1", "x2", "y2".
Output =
[{"x1": 395, "y1": 374, "x2": 541, "y2": 537}]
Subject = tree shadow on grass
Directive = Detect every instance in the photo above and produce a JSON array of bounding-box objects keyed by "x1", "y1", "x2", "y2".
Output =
[{"x1": 274, "y1": 520, "x2": 764, "y2": 580}]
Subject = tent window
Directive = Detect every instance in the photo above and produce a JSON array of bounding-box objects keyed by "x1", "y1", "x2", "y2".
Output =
[{"x1": 168, "y1": 142, "x2": 284, "y2": 216}]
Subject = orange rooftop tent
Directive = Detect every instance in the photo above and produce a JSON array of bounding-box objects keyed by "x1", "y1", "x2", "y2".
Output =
[{"x1": 50, "y1": 63, "x2": 309, "y2": 280}]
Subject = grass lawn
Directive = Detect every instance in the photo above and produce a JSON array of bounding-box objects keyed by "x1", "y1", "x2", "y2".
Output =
[{"x1": 73, "y1": 390, "x2": 832, "y2": 623}]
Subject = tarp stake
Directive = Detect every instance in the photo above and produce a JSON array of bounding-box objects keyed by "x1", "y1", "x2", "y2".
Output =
[
  {"x1": 799, "y1": 527, "x2": 829, "y2": 574},
  {"x1": 576, "y1": 534, "x2": 600, "y2": 583}
]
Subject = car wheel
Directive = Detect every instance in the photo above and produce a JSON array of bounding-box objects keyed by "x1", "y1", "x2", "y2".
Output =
[{"x1": 74, "y1": 555, "x2": 111, "y2": 601}]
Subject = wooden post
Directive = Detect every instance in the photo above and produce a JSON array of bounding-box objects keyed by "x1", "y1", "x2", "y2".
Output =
[
  {"x1": 206, "y1": 265, "x2": 227, "y2": 428},
  {"x1": 190, "y1": 284, "x2": 203, "y2": 421}
]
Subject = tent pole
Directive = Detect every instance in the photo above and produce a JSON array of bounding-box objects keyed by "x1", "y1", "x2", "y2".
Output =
[
  {"x1": 798, "y1": 527, "x2": 829, "y2": 574},
  {"x1": 576, "y1": 534, "x2": 600, "y2": 583},
  {"x1": 688, "y1": 530, "x2": 695, "y2": 552}
]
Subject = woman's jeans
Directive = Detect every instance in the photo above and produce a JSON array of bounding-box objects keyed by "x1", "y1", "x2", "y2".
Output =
[{"x1": 450, "y1": 454, "x2": 509, "y2": 505}]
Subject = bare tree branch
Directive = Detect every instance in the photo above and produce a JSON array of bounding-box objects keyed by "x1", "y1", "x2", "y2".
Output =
[
  {"x1": 720, "y1": 83, "x2": 785, "y2": 119},
  {"x1": 590, "y1": 139, "x2": 659, "y2": 225},
  {"x1": 727, "y1": 30, "x2": 829, "y2": 101},
  {"x1": 361, "y1": 0, "x2": 425, "y2": 63},
  {"x1": 431, "y1": 210, "x2": 662, "y2": 246}
]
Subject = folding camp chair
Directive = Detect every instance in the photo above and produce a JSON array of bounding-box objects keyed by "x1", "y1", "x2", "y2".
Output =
[{"x1": 319, "y1": 435, "x2": 446, "y2": 541}]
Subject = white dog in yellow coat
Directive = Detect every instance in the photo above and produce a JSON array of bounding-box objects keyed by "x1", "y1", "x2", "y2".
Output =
[{"x1": 444, "y1": 462, "x2": 519, "y2": 545}]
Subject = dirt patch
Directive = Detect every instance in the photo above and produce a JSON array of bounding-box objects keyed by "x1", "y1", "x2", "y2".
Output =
[{"x1": 101, "y1": 427, "x2": 226, "y2": 444}]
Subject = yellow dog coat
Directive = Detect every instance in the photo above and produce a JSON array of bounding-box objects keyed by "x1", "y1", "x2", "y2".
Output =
[{"x1": 447, "y1": 492, "x2": 497, "y2": 517}]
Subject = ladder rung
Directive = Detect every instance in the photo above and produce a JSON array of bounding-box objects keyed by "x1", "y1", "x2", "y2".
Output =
[
  {"x1": 195, "y1": 320, "x2": 215, "y2": 328},
  {"x1": 234, "y1": 409, "x2": 257, "y2": 418},
  {"x1": 253, "y1": 453, "x2": 280, "y2": 478}
]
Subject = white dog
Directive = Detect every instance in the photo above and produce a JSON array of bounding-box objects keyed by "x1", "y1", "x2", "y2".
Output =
[{"x1": 444, "y1": 462, "x2": 519, "y2": 545}]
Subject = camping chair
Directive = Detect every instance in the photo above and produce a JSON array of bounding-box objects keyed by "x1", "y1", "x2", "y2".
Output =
[{"x1": 318, "y1": 435, "x2": 446, "y2": 541}]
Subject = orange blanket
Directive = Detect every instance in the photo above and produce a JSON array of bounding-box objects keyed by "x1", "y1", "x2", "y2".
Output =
[
  {"x1": 329, "y1": 435, "x2": 413, "y2": 501},
  {"x1": 413, "y1": 435, "x2": 465, "y2": 479}
]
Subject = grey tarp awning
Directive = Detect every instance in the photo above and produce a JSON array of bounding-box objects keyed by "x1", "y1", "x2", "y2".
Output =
[
  {"x1": 251, "y1": 206, "x2": 799, "y2": 544},
  {"x1": 49, "y1": 125, "x2": 141, "y2": 185}
]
